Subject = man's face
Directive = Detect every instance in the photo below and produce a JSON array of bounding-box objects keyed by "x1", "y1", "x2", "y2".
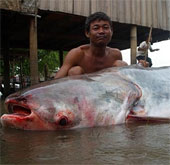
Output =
[{"x1": 86, "y1": 20, "x2": 113, "y2": 47}]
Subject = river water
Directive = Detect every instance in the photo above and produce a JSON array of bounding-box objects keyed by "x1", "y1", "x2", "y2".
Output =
[{"x1": 0, "y1": 98, "x2": 170, "y2": 165}]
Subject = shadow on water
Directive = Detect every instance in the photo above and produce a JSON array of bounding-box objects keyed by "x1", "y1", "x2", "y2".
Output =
[{"x1": 0, "y1": 97, "x2": 170, "y2": 164}]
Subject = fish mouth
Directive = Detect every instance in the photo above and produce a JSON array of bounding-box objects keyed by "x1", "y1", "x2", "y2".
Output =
[
  {"x1": 7, "y1": 103, "x2": 32, "y2": 117},
  {"x1": 5, "y1": 97, "x2": 32, "y2": 117},
  {"x1": 0, "y1": 99, "x2": 34, "y2": 129},
  {"x1": 3, "y1": 92, "x2": 32, "y2": 117}
]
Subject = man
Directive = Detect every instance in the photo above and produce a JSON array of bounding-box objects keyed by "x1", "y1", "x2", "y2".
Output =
[
  {"x1": 55, "y1": 12, "x2": 128, "y2": 79},
  {"x1": 136, "y1": 35, "x2": 159, "y2": 67}
]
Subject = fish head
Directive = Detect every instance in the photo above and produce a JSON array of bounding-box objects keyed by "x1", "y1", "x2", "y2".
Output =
[
  {"x1": 0, "y1": 68, "x2": 145, "y2": 130},
  {"x1": 1, "y1": 88, "x2": 80, "y2": 130}
]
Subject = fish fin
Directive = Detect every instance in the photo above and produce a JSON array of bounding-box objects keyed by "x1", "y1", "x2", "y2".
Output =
[{"x1": 126, "y1": 114, "x2": 170, "y2": 124}]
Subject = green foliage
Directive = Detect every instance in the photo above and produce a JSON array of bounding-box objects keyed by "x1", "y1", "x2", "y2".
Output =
[
  {"x1": 22, "y1": 58, "x2": 30, "y2": 75},
  {"x1": 10, "y1": 58, "x2": 30, "y2": 77},
  {"x1": 1, "y1": 49, "x2": 67, "y2": 79},
  {"x1": 38, "y1": 50, "x2": 60, "y2": 75}
]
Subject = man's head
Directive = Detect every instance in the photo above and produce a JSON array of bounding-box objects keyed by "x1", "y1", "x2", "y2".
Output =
[
  {"x1": 85, "y1": 12, "x2": 113, "y2": 46},
  {"x1": 85, "y1": 12, "x2": 113, "y2": 33}
]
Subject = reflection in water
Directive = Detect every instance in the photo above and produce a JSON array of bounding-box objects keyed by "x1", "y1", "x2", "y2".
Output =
[
  {"x1": 1, "y1": 124, "x2": 170, "y2": 164},
  {"x1": 0, "y1": 99, "x2": 170, "y2": 164}
]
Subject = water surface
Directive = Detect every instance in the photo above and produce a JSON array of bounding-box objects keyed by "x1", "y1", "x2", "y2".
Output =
[{"x1": 0, "y1": 99, "x2": 170, "y2": 164}]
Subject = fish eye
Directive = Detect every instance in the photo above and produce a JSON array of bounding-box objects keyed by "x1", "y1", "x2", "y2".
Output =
[{"x1": 59, "y1": 117, "x2": 68, "y2": 126}]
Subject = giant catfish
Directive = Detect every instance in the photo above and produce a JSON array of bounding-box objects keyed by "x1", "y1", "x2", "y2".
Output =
[{"x1": 1, "y1": 66, "x2": 170, "y2": 130}]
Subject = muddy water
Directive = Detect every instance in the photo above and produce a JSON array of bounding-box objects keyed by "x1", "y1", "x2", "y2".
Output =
[{"x1": 0, "y1": 99, "x2": 170, "y2": 165}]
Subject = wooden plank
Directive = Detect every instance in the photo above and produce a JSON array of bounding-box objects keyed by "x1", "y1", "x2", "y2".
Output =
[
  {"x1": 38, "y1": 0, "x2": 49, "y2": 9},
  {"x1": 167, "y1": 0, "x2": 170, "y2": 30},
  {"x1": 40, "y1": 0, "x2": 73, "y2": 13},
  {"x1": 157, "y1": 0, "x2": 163, "y2": 29},
  {"x1": 90, "y1": 0, "x2": 112, "y2": 16},
  {"x1": 140, "y1": 0, "x2": 147, "y2": 26},
  {"x1": 131, "y1": 0, "x2": 136, "y2": 24},
  {"x1": 91, "y1": 0, "x2": 100, "y2": 13},
  {"x1": 161, "y1": 0, "x2": 168, "y2": 30},
  {"x1": 49, "y1": 0, "x2": 56, "y2": 11},
  {"x1": 146, "y1": 0, "x2": 152, "y2": 27},
  {"x1": 62, "y1": 0, "x2": 73, "y2": 14},
  {"x1": 74, "y1": 0, "x2": 90, "y2": 16},
  {"x1": 124, "y1": 0, "x2": 131, "y2": 24},
  {"x1": 152, "y1": 0, "x2": 158, "y2": 28},
  {"x1": 117, "y1": 0, "x2": 125, "y2": 23},
  {"x1": 104, "y1": 0, "x2": 112, "y2": 17},
  {"x1": 135, "y1": 0, "x2": 141, "y2": 25},
  {"x1": 110, "y1": 0, "x2": 118, "y2": 22}
]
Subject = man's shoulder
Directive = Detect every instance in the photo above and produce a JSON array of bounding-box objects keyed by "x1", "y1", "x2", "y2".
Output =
[
  {"x1": 70, "y1": 44, "x2": 89, "y2": 53},
  {"x1": 108, "y1": 46, "x2": 120, "y2": 51},
  {"x1": 67, "y1": 45, "x2": 88, "y2": 59},
  {"x1": 79, "y1": 44, "x2": 90, "y2": 51},
  {"x1": 108, "y1": 47, "x2": 121, "y2": 56},
  {"x1": 139, "y1": 41, "x2": 147, "y2": 47}
]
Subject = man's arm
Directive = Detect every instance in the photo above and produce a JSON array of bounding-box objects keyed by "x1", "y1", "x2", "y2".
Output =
[
  {"x1": 54, "y1": 65, "x2": 71, "y2": 79},
  {"x1": 55, "y1": 48, "x2": 80, "y2": 79},
  {"x1": 113, "y1": 60, "x2": 128, "y2": 67},
  {"x1": 112, "y1": 49, "x2": 128, "y2": 67},
  {"x1": 149, "y1": 45, "x2": 160, "y2": 52},
  {"x1": 138, "y1": 47, "x2": 148, "y2": 51}
]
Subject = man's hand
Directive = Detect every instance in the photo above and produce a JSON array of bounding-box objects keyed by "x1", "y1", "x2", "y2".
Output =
[
  {"x1": 138, "y1": 60, "x2": 149, "y2": 67},
  {"x1": 113, "y1": 60, "x2": 128, "y2": 67}
]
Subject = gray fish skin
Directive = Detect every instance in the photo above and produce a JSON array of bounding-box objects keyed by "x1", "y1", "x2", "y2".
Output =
[
  {"x1": 1, "y1": 66, "x2": 170, "y2": 130},
  {"x1": 120, "y1": 66, "x2": 170, "y2": 120}
]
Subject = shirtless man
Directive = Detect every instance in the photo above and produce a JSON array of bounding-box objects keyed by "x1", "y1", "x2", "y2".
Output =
[{"x1": 55, "y1": 12, "x2": 128, "y2": 79}]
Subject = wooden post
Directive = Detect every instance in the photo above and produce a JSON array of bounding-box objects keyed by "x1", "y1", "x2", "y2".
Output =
[
  {"x1": 19, "y1": 57, "x2": 23, "y2": 89},
  {"x1": 29, "y1": 17, "x2": 39, "y2": 85},
  {"x1": 130, "y1": 26, "x2": 137, "y2": 64},
  {"x1": 3, "y1": 17, "x2": 10, "y2": 97},
  {"x1": 59, "y1": 49, "x2": 63, "y2": 68}
]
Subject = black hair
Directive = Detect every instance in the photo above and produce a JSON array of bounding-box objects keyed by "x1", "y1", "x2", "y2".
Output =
[{"x1": 85, "y1": 12, "x2": 113, "y2": 32}]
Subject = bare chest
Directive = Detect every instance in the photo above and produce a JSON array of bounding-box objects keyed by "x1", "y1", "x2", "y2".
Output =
[{"x1": 79, "y1": 55, "x2": 114, "y2": 73}]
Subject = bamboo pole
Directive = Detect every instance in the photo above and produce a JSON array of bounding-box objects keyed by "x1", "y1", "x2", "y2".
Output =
[
  {"x1": 145, "y1": 26, "x2": 152, "y2": 61},
  {"x1": 130, "y1": 26, "x2": 137, "y2": 64}
]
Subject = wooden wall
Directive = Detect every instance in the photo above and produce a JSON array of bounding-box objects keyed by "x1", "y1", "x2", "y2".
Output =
[
  {"x1": 38, "y1": 0, "x2": 170, "y2": 31},
  {"x1": 1, "y1": 0, "x2": 170, "y2": 31}
]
